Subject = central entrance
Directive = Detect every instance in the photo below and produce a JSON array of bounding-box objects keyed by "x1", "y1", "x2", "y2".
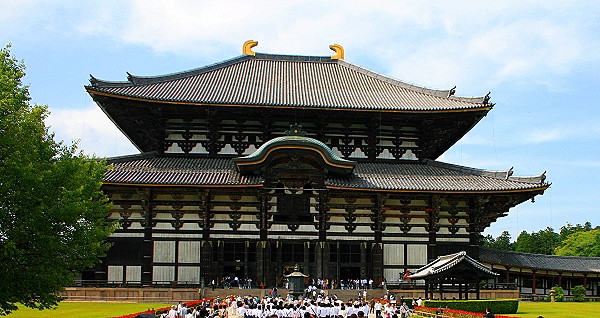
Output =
[{"x1": 340, "y1": 266, "x2": 361, "y2": 279}]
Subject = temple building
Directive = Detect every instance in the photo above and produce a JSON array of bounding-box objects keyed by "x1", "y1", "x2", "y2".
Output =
[{"x1": 84, "y1": 41, "x2": 549, "y2": 288}]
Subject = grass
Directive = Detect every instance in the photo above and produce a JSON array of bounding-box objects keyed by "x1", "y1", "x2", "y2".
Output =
[
  {"x1": 7, "y1": 301, "x2": 171, "y2": 318},
  {"x1": 7, "y1": 300, "x2": 600, "y2": 318},
  {"x1": 515, "y1": 301, "x2": 600, "y2": 318}
]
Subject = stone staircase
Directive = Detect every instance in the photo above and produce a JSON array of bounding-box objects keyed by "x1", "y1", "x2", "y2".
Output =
[{"x1": 201, "y1": 288, "x2": 385, "y2": 301}]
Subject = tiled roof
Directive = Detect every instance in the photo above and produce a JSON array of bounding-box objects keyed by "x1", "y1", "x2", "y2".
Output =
[
  {"x1": 410, "y1": 251, "x2": 498, "y2": 279},
  {"x1": 104, "y1": 154, "x2": 548, "y2": 192},
  {"x1": 480, "y1": 247, "x2": 600, "y2": 273},
  {"x1": 87, "y1": 53, "x2": 490, "y2": 112},
  {"x1": 326, "y1": 159, "x2": 547, "y2": 192},
  {"x1": 105, "y1": 153, "x2": 263, "y2": 186}
]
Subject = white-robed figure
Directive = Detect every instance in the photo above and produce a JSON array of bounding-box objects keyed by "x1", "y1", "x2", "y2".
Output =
[
  {"x1": 167, "y1": 305, "x2": 178, "y2": 318},
  {"x1": 317, "y1": 303, "x2": 330, "y2": 318},
  {"x1": 237, "y1": 304, "x2": 247, "y2": 318},
  {"x1": 384, "y1": 303, "x2": 396, "y2": 318},
  {"x1": 361, "y1": 303, "x2": 369, "y2": 317}
]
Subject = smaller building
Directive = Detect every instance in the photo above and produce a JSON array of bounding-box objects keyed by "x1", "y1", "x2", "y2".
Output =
[
  {"x1": 410, "y1": 251, "x2": 498, "y2": 300},
  {"x1": 480, "y1": 247, "x2": 600, "y2": 297}
]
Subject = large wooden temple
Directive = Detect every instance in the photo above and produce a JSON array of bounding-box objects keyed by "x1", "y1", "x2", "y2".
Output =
[{"x1": 84, "y1": 41, "x2": 549, "y2": 288}]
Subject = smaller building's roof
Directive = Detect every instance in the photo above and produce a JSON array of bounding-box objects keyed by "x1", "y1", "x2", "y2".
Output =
[
  {"x1": 480, "y1": 247, "x2": 600, "y2": 274},
  {"x1": 410, "y1": 251, "x2": 498, "y2": 279}
]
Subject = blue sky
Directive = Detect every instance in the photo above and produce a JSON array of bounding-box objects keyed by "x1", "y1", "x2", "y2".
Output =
[{"x1": 2, "y1": 1, "x2": 599, "y2": 238}]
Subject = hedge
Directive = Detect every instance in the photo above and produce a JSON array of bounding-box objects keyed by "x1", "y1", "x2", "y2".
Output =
[{"x1": 423, "y1": 299, "x2": 519, "y2": 314}]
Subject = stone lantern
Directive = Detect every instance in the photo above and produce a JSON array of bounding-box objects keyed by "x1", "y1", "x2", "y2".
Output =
[{"x1": 285, "y1": 264, "x2": 309, "y2": 298}]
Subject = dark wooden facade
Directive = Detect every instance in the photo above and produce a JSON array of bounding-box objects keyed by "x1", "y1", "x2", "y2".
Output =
[{"x1": 85, "y1": 46, "x2": 549, "y2": 287}]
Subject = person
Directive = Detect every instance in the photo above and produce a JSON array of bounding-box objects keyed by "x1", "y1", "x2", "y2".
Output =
[
  {"x1": 415, "y1": 297, "x2": 422, "y2": 307},
  {"x1": 167, "y1": 305, "x2": 179, "y2": 318},
  {"x1": 374, "y1": 300, "x2": 382, "y2": 317},
  {"x1": 399, "y1": 302, "x2": 410, "y2": 318},
  {"x1": 484, "y1": 307, "x2": 495, "y2": 318}
]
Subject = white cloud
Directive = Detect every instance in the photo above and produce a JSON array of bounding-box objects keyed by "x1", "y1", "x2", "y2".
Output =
[{"x1": 46, "y1": 105, "x2": 138, "y2": 157}]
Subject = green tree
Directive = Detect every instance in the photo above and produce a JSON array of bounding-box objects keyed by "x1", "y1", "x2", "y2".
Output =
[
  {"x1": 559, "y1": 222, "x2": 595, "y2": 241},
  {"x1": 0, "y1": 44, "x2": 114, "y2": 315},
  {"x1": 482, "y1": 231, "x2": 515, "y2": 251},
  {"x1": 572, "y1": 285, "x2": 587, "y2": 302},
  {"x1": 514, "y1": 231, "x2": 534, "y2": 253},
  {"x1": 554, "y1": 230, "x2": 600, "y2": 257},
  {"x1": 546, "y1": 286, "x2": 565, "y2": 302},
  {"x1": 514, "y1": 227, "x2": 560, "y2": 255}
]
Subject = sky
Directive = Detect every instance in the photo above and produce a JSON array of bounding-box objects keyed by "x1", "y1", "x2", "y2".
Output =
[{"x1": 2, "y1": 1, "x2": 599, "y2": 239}]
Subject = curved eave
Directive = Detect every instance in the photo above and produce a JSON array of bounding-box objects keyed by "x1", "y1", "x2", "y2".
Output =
[
  {"x1": 86, "y1": 88, "x2": 493, "y2": 114},
  {"x1": 102, "y1": 182, "x2": 264, "y2": 188},
  {"x1": 323, "y1": 184, "x2": 550, "y2": 194},
  {"x1": 233, "y1": 137, "x2": 356, "y2": 175}
]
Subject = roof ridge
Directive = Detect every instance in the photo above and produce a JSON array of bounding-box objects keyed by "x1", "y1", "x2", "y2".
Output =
[
  {"x1": 425, "y1": 159, "x2": 547, "y2": 185},
  {"x1": 89, "y1": 55, "x2": 251, "y2": 88},
  {"x1": 106, "y1": 151, "x2": 159, "y2": 164}
]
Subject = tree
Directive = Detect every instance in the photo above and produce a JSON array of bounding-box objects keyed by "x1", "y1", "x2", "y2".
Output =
[
  {"x1": 514, "y1": 231, "x2": 535, "y2": 253},
  {"x1": 514, "y1": 227, "x2": 560, "y2": 255},
  {"x1": 559, "y1": 222, "x2": 595, "y2": 242},
  {"x1": 572, "y1": 285, "x2": 586, "y2": 302},
  {"x1": 554, "y1": 230, "x2": 600, "y2": 257},
  {"x1": 546, "y1": 286, "x2": 565, "y2": 302},
  {"x1": 482, "y1": 231, "x2": 515, "y2": 251},
  {"x1": 0, "y1": 44, "x2": 114, "y2": 315}
]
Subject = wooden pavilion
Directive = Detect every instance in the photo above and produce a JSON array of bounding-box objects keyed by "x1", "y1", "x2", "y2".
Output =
[
  {"x1": 409, "y1": 251, "x2": 498, "y2": 300},
  {"x1": 83, "y1": 41, "x2": 549, "y2": 288}
]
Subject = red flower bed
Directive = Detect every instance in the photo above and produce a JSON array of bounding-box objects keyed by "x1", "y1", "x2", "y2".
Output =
[
  {"x1": 110, "y1": 299, "x2": 213, "y2": 318},
  {"x1": 413, "y1": 306, "x2": 519, "y2": 318}
]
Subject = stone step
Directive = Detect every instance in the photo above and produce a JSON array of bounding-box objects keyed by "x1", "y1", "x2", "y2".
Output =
[{"x1": 201, "y1": 288, "x2": 386, "y2": 300}]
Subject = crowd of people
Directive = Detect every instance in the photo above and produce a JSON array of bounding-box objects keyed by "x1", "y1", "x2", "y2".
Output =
[
  {"x1": 214, "y1": 276, "x2": 254, "y2": 289},
  {"x1": 212, "y1": 277, "x2": 377, "y2": 291},
  {"x1": 160, "y1": 294, "x2": 418, "y2": 318}
]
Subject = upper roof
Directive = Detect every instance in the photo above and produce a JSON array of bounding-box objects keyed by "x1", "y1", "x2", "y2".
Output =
[
  {"x1": 87, "y1": 53, "x2": 491, "y2": 112},
  {"x1": 409, "y1": 251, "x2": 498, "y2": 279},
  {"x1": 480, "y1": 247, "x2": 600, "y2": 274},
  {"x1": 104, "y1": 153, "x2": 548, "y2": 193}
]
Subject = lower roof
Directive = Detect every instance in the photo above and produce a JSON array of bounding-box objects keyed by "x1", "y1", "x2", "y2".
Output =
[
  {"x1": 480, "y1": 247, "x2": 600, "y2": 274},
  {"x1": 410, "y1": 251, "x2": 498, "y2": 279},
  {"x1": 104, "y1": 153, "x2": 548, "y2": 193}
]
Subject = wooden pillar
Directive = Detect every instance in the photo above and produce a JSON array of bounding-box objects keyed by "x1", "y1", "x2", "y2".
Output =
[
  {"x1": 531, "y1": 271, "x2": 536, "y2": 295},
  {"x1": 259, "y1": 192, "x2": 270, "y2": 241},
  {"x1": 200, "y1": 190, "x2": 212, "y2": 240},
  {"x1": 558, "y1": 272, "x2": 562, "y2": 288},
  {"x1": 315, "y1": 242, "x2": 324, "y2": 280},
  {"x1": 256, "y1": 241, "x2": 267, "y2": 287},
  {"x1": 458, "y1": 283, "x2": 463, "y2": 300},
  {"x1": 476, "y1": 280, "x2": 480, "y2": 300},
  {"x1": 140, "y1": 189, "x2": 153, "y2": 284},
  {"x1": 372, "y1": 243, "x2": 383, "y2": 286},
  {"x1": 317, "y1": 192, "x2": 329, "y2": 242},
  {"x1": 426, "y1": 196, "x2": 441, "y2": 262}
]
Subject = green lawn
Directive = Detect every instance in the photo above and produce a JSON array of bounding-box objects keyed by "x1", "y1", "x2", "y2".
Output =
[
  {"x1": 7, "y1": 302, "x2": 171, "y2": 318},
  {"x1": 515, "y1": 301, "x2": 600, "y2": 318},
  {"x1": 7, "y1": 301, "x2": 600, "y2": 318}
]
